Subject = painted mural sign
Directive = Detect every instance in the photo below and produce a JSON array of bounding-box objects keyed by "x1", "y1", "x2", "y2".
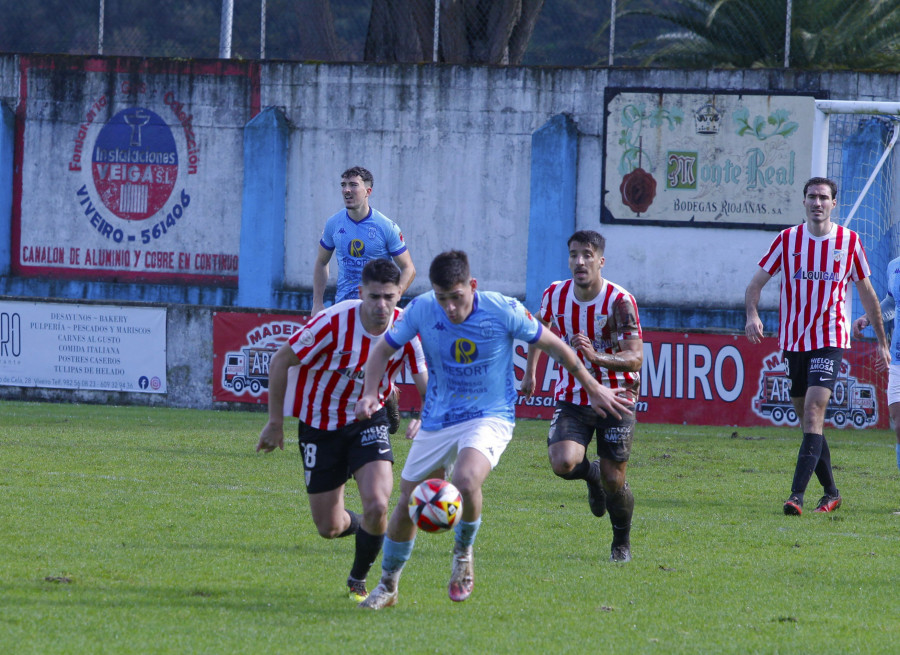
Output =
[
  {"x1": 602, "y1": 89, "x2": 815, "y2": 229},
  {"x1": 13, "y1": 58, "x2": 260, "y2": 285},
  {"x1": 0, "y1": 301, "x2": 166, "y2": 393}
]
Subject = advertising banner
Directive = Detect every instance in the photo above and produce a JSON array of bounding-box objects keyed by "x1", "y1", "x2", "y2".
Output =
[
  {"x1": 515, "y1": 330, "x2": 888, "y2": 430},
  {"x1": 0, "y1": 301, "x2": 167, "y2": 393},
  {"x1": 212, "y1": 315, "x2": 888, "y2": 430},
  {"x1": 602, "y1": 89, "x2": 815, "y2": 229},
  {"x1": 13, "y1": 57, "x2": 260, "y2": 285}
]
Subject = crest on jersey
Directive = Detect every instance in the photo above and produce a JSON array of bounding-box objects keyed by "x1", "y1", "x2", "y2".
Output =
[
  {"x1": 595, "y1": 315, "x2": 608, "y2": 331},
  {"x1": 368, "y1": 226, "x2": 377, "y2": 240},
  {"x1": 299, "y1": 329, "x2": 315, "y2": 347},
  {"x1": 833, "y1": 249, "x2": 845, "y2": 262},
  {"x1": 480, "y1": 319, "x2": 494, "y2": 338}
]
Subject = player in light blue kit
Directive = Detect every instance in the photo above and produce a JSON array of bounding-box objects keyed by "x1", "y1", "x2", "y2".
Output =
[
  {"x1": 312, "y1": 166, "x2": 415, "y2": 316},
  {"x1": 853, "y1": 256, "x2": 900, "y2": 479},
  {"x1": 354, "y1": 250, "x2": 634, "y2": 609},
  {"x1": 312, "y1": 166, "x2": 416, "y2": 434}
]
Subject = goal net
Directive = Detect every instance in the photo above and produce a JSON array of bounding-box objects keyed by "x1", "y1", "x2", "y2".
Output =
[{"x1": 816, "y1": 101, "x2": 900, "y2": 428}]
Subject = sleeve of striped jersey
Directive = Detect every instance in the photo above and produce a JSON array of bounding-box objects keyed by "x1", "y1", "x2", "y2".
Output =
[
  {"x1": 401, "y1": 337, "x2": 426, "y2": 373},
  {"x1": 290, "y1": 313, "x2": 335, "y2": 364},
  {"x1": 614, "y1": 293, "x2": 642, "y2": 340},
  {"x1": 538, "y1": 283, "x2": 555, "y2": 324},
  {"x1": 848, "y1": 234, "x2": 871, "y2": 281},
  {"x1": 757, "y1": 232, "x2": 784, "y2": 275}
]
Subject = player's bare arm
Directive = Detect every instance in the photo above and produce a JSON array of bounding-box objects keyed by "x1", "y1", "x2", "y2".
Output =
[
  {"x1": 355, "y1": 337, "x2": 399, "y2": 421},
  {"x1": 855, "y1": 277, "x2": 891, "y2": 370},
  {"x1": 521, "y1": 317, "x2": 552, "y2": 398},
  {"x1": 535, "y1": 328, "x2": 633, "y2": 419},
  {"x1": 392, "y1": 250, "x2": 416, "y2": 297},
  {"x1": 744, "y1": 268, "x2": 772, "y2": 343},
  {"x1": 573, "y1": 298, "x2": 643, "y2": 372},
  {"x1": 853, "y1": 294, "x2": 894, "y2": 339},
  {"x1": 311, "y1": 245, "x2": 334, "y2": 316},
  {"x1": 256, "y1": 342, "x2": 300, "y2": 453}
]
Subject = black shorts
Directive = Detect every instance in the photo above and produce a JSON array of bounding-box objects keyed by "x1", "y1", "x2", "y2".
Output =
[
  {"x1": 547, "y1": 401, "x2": 635, "y2": 463},
  {"x1": 297, "y1": 408, "x2": 392, "y2": 494},
  {"x1": 783, "y1": 348, "x2": 845, "y2": 398}
]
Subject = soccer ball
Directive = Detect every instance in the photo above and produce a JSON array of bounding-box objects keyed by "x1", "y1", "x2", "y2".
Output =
[{"x1": 408, "y1": 479, "x2": 463, "y2": 533}]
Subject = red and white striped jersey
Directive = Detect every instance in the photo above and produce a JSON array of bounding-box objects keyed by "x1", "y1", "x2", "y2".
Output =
[
  {"x1": 283, "y1": 300, "x2": 425, "y2": 431},
  {"x1": 758, "y1": 223, "x2": 870, "y2": 351},
  {"x1": 538, "y1": 278, "x2": 642, "y2": 403}
]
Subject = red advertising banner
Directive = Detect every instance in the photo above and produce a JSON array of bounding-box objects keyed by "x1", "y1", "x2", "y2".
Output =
[
  {"x1": 516, "y1": 330, "x2": 888, "y2": 430},
  {"x1": 213, "y1": 316, "x2": 889, "y2": 430},
  {"x1": 212, "y1": 312, "x2": 308, "y2": 404}
]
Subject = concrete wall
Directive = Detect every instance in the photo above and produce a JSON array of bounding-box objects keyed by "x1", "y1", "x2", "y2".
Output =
[{"x1": 2, "y1": 56, "x2": 900, "y2": 409}]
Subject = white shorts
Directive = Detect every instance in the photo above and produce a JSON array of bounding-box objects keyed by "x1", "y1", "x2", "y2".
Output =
[
  {"x1": 401, "y1": 417, "x2": 514, "y2": 482},
  {"x1": 888, "y1": 363, "x2": 900, "y2": 405}
]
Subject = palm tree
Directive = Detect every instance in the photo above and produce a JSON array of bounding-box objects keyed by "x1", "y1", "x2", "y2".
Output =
[{"x1": 619, "y1": 0, "x2": 900, "y2": 70}]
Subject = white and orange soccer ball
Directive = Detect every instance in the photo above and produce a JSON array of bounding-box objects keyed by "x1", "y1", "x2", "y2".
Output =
[{"x1": 408, "y1": 479, "x2": 463, "y2": 533}]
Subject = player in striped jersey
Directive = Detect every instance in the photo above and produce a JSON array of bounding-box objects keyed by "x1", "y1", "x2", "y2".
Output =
[
  {"x1": 521, "y1": 230, "x2": 643, "y2": 563},
  {"x1": 745, "y1": 177, "x2": 890, "y2": 515},
  {"x1": 256, "y1": 259, "x2": 427, "y2": 603}
]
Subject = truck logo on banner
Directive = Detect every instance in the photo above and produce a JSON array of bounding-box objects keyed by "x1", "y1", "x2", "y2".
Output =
[
  {"x1": 752, "y1": 351, "x2": 878, "y2": 428},
  {"x1": 213, "y1": 312, "x2": 308, "y2": 403}
]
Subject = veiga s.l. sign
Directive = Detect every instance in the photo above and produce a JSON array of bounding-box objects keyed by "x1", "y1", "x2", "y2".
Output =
[{"x1": 14, "y1": 58, "x2": 259, "y2": 285}]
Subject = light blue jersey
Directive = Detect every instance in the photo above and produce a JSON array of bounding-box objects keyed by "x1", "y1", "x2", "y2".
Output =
[
  {"x1": 319, "y1": 208, "x2": 408, "y2": 302},
  {"x1": 887, "y1": 256, "x2": 900, "y2": 363},
  {"x1": 385, "y1": 290, "x2": 542, "y2": 430}
]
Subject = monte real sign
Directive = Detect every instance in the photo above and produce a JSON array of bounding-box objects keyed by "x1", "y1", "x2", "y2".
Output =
[{"x1": 602, "y1": 89, "x2": 815, "y2": 229}]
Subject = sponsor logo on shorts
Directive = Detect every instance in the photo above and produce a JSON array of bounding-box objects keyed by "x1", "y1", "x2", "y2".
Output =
[
  {"x1": 360, "y1": 424, "x2": 389, "y2": 446},
  {"x1": 809, "y1": 357, "x2": 835, "y2": 375},
  {"x1": 604, "y1": 426, "x2": 631, "y2": 443}
]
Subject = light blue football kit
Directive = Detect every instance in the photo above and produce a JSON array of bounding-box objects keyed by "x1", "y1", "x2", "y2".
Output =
[
  {"x1": 886, "y1": 256, "x2": 900, "y2": 364},
  {"x1": 319, "y1": 208, "x2": 408, "y2": 303},
  {"x1": 384, "y1": 290, "x2": 542, "y2": 431}
]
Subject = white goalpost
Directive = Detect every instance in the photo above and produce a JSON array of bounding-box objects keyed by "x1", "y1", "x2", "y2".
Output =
[{"x1": 812, "y1": 100, "x2": 900, "y2": 425}]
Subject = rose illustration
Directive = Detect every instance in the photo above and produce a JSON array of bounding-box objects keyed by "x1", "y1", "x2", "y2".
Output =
[{"x1": 619, "y1": 167, "x2": 657, "y2": 214}]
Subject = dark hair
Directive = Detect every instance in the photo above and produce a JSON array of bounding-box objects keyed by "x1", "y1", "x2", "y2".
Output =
[
  {"x1": 361, "y1": 258, "x2": 401, "y2": 286},
  {"x1": 342, "y1": 166, "x2": 374, "y2": 187},
  {"x1": 429, "y1": 250, "x2": 470, "y2": 289},
  {"x1": 567, "y1": 230, "x2": 606, "y2": 254},
  {"x1": 803, "y1": 177, "x2": 837, "y2": 200}
]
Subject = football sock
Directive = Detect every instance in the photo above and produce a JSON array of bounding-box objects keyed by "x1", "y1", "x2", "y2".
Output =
[
  {"x1": 381, "y1": 537, "x2": 415, "y2": 575},
  {"x1": 606, "y1": 482, "x2": 634, "y2": 547},
  {"x1": 349, "y1": 527, "x2": 384, "y2": 581},
  {"x1": 813, "y1": 436, "x2": 839, "y2": 497},
  {"x1": 896, "y1": 443, "x2": 900, "y2": 473},
  {"x1": 559, "y1": 457, "x2": 592, "y2": 481},
  {"x1": 790, "y1": 432, "x2": 824, "y2": 496},
  {"x1": 337, "y1": 510, "x2": 361, "y2": 538},
  {"x1": 454, "y1": 517, "x2": 482, "y2": 549}
]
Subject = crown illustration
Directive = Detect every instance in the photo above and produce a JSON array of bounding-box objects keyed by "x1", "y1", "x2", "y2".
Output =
[{"x1": 694, "y1": 103, "x2": 721, "y2": 135}]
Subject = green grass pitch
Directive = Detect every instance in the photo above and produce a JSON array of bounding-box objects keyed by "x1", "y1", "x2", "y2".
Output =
[{"x1": 2, "y1": 400, "x2": 900, "y2": 654}]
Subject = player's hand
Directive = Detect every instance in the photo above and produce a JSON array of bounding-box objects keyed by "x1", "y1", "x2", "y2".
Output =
[
  {"x1": 876, "y1": 343, "x2": 891, "y2": 372},
  {"x1": 405, "y1": 417, "x2": 421, "y2": 440},
  {"x1": 570, "y1": 333, "x2": 596, "y2": 362},
  {"x1": 744, "y1": 317, "x2": 764, "y2": 344},
  {"x1": 519, "y1": 375, "x2": 536, "y2": 398},
  {"x1": 355, "y1": 395, "x2": 380, "y2": 421},
  {"x1": 852, "y1": 315, "x2": 870, "y2": 340},
  {"x1": 256, "y1": 422, "x2": 285, "y2": 453},
  {"x1": 589, "y1": 385, "x2": 634, "y2": 420}
]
